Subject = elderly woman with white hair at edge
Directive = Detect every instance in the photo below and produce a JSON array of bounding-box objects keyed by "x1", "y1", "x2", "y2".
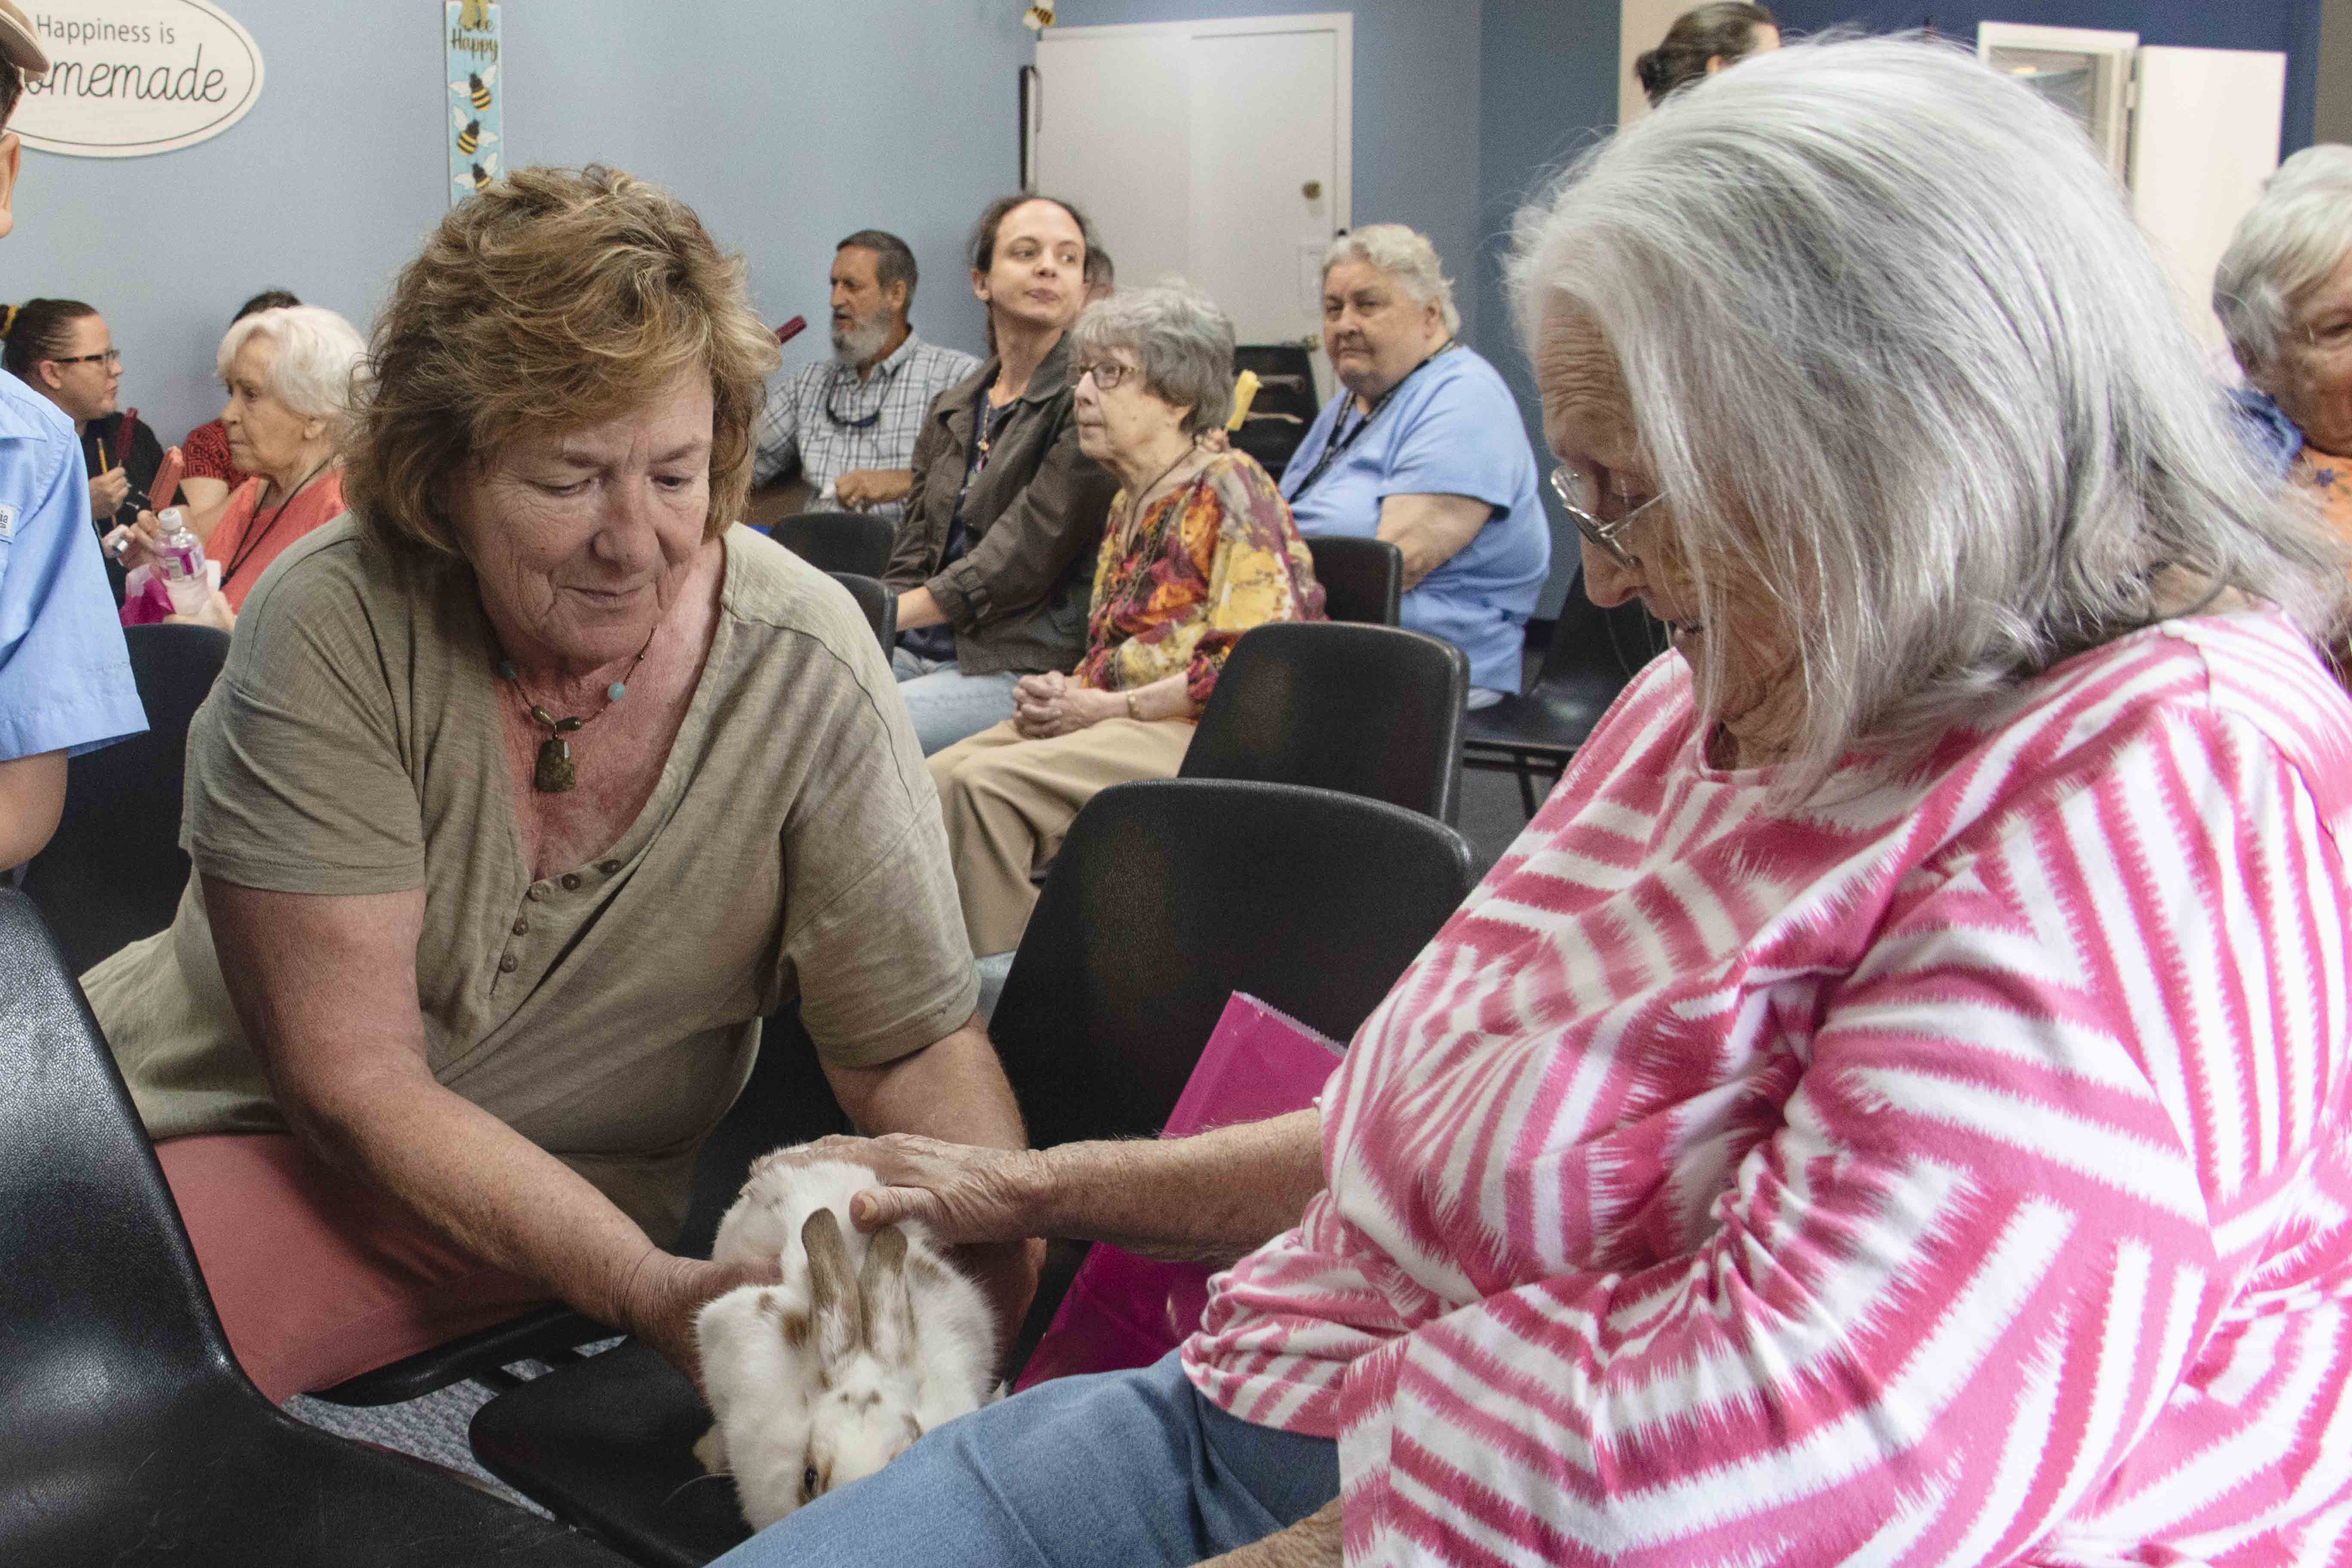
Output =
[
  {"x1": 708, "y1": 37, "x2": 2352, "y2": 1568},
  {"x1": 107, "y1": 304, "x2": 368, "y2": 633},
  {"x1": 2217, "y1": 143, "x2": 2352, "y2": 552},
  {"x1": 1278, "y1": 224, "x2": 1547, "y2": 706}
]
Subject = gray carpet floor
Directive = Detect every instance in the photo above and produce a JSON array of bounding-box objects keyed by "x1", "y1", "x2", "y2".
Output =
[{"x1": 289, "y1": 1376, "x2": 546, "y2": 1511}]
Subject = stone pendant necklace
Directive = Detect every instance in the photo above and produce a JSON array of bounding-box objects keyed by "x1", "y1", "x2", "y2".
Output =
[{"x1": 498, "y1": 625, "x2": 659, "y2": 793}]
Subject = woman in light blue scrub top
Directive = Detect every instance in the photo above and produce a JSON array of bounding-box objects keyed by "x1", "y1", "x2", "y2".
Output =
[{"x1": 1279, "y1": 225, "x2": 1548, "y2": 702}]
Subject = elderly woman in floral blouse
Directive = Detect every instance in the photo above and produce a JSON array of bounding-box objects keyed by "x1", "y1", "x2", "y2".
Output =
[{"x1": 928, "y1": 282, "x2": 1323, "y2": 956}]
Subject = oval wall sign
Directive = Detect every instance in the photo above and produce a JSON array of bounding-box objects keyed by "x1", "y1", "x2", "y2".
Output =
[{"x1": 12, "y1": 0, "x2": 263, "y2": 159}]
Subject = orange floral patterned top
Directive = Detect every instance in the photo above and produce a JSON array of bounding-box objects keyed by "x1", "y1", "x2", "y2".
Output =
[
  {"x1": 1075, "y1": 449, "x2": 1325, "y2": 707},
  {"x1": 2294, "y1": 448, "x2": 2352, "y2": 556}
]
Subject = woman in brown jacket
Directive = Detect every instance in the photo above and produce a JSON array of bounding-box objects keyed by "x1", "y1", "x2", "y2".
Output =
[{"x1": 884, "y1": 194, "x2": 1121, "y2": 753}]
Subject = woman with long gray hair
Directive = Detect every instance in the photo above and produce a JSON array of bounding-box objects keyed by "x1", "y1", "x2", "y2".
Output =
[{"x1": 712, "y1": 39, "x2": 2352, "y2": 1568}]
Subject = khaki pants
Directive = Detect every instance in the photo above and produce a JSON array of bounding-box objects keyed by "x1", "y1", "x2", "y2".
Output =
[{"x1": 929, "y1": 716, "x2": 1196, "y2": 956}]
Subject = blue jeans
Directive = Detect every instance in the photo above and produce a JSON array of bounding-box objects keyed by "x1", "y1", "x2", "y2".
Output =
[
  {"x1": 892, "y1": 647, "x2": 1021, "y2": 755},
  {"x1": 707, "y1": 1352, "x2": 1340, "y2": 1568}
]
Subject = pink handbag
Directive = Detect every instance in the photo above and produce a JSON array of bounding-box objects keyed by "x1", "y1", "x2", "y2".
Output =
[{"x1": 1011, "y1": 992, "x2": 1342, "y2": 1391}]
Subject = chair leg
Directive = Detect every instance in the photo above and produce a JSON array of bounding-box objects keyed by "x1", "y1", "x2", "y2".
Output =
[{"x1": 1515, "y1": 761, "x2": 1538, "y2": 818}]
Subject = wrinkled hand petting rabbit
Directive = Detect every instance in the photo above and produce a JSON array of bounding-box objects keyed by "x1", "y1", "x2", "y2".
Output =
[{"x1": 694, "y1": 1149, "x2": 999, "y2": 1530}]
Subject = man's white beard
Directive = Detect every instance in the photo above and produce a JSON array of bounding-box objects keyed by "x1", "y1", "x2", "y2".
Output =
[{"x1": 832, "y1": 311, "x2": 892, "y2": 368}]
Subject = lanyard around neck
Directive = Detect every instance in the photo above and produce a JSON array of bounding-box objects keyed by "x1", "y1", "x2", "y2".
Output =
[{"x1": 1287, "y1": 340, "x2": 1454, "y2": 503}]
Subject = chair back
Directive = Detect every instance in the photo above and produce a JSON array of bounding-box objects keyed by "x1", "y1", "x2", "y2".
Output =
[
  {"x1": 826, "y1": 571, "x2": 897, "y2": 655},
  {"x1": 1181, "y1": 620, "x2": 1467, "y2": 821},
  {"x1": 989, "y1": 778, "x2": 1474, "y2": 1152},
  {"x1": 1534, "y1": 570, "x2": 1668, "y2": 723},
  {"x1": 1303, "y1": 535, "x2": 1401, "y2": 625},
  {"x1": 768, "y1": 511, "x2": 895, "y2": 578},
  {"x1": 1231, "y1": 344, "x2": 1320, "y2": 475},
  {"x1": 21, "y1": 622, "x2": 230, "y2": 974},
  {"x1": 0, "y1": 890, "x2": 233, "y2": 1428}
]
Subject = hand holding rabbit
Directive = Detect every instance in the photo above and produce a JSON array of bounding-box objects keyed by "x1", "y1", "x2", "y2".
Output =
[
  {"x1": 696, "y1": 1155, "x2": 1000, "y2": 1529},
  {"x1": 619, "y1": 1249, "x2": 780, "y2": 1396},
  {"x1": 801, "y1": 1132, "x2": 1050, "y2": 1243}
]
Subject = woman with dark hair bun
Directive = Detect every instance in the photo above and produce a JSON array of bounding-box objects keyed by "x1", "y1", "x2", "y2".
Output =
[
  {"x1": 1634, "y1": 1, "x2": 1778, "y2": 105},
  {"x1": 3, "y1": 295, "x2": 159, "y2": 598}
]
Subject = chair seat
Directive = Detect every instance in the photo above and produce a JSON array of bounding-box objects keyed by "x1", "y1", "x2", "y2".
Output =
[
  {"x1": 5, "y1": 1378, "x2": 622, "y2": 1567},
  {"x1": 470, "y1": 1341, "x2": 749, "y2": 1568},
  {"x1": 312, "y1": 1302, "x2": 606, "y2": 1407}
]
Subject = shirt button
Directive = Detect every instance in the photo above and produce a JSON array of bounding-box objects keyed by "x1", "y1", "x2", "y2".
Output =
[
  {"x1": 561, "y1": 873, "x2": 582, "y2": 890},
  {"x1": 598, "y1": 860, "x2": 621, "y2": 874},
  {"x1": 512, "y1": 917, "x2": 529, "y2": 935},
  {"x1": 498, "y1": 953, "x2": 519, "y2": 973},
  {"x1": 526, "y1": 885, "x2": 546, "y2": 902}
]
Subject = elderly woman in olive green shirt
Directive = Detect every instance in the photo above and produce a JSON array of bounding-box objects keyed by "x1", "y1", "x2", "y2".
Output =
[{"x1": 81, "y1": 166, "x2": 1033, "y2": 1403}]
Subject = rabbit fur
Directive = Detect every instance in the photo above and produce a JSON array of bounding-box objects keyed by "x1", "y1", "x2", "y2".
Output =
[{"x1": 694, "y1": 1152, "x2": 996, "y2": 1529}]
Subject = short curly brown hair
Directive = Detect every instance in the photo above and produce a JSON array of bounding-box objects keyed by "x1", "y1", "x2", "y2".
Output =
[{"x1": 344, "y1": 165, "x2": 780, "y2": 559}]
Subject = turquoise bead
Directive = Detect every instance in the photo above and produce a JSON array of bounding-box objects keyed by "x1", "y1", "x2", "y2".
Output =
[
  {"x1": 497, "y1": 659, "x2": 516, "y2": 681},
  {"x1": 606, "y1": 682, "x2": 627, "y2": 702}
]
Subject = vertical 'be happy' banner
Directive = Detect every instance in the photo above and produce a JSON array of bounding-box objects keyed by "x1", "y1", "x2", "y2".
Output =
[{"x1": 445, "y1": 0, "x2": 500, "y2": 205}]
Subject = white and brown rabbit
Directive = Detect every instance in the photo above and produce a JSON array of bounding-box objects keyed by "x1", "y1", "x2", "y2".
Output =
[{"x1": 693, "y1": 1153, "x2": 996, "y2": 1530}]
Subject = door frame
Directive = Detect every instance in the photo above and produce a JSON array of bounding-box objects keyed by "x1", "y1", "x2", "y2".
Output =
[{"x1": 1027, "y1": 12, "x2": 1354, "y2": 237}]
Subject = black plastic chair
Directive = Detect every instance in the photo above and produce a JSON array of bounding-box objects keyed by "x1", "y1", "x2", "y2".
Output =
[
  {"x1": 1303, "y1": 534, "x2": 1401, "y2": 625},
  {"x1": 1182, "y1": 621, "x2": 1468, "y2": 823},
  {"x1": 767, "y1": 511, "x2": 895, "y2": 579},
  {"x1": 1233, "y1": 344, "x2": 1321, "y2": 477},
  {"x1": 1463, "y1": 572, "x2": 1666, "y2": 816},
  {"x1": 20, "y1": 622, "x2": 230, "y2": 975},
  {"x1": 468, "y1": 779, "x2": 1475, "y2": 1567},
  {"x1": 827, "y1": 570, "x2": 897, "y2": 655},
  {"x1": 0, "y1": 889, "x2": 626, "y2": 1567}
]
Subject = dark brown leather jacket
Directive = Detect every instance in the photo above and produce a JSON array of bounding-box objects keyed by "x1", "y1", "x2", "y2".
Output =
[{"x1": 883, "y1": 331, "x2": 1118, "y2": 677}]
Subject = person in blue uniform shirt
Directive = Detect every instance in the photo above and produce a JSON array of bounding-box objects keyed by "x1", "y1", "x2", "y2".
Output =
[
  {"x1": 0, "y1": 0, "x2": 145, "y2": 869},
  {"x1": 1280, "y1": 225, "x2": 1549, "y2": 705}
]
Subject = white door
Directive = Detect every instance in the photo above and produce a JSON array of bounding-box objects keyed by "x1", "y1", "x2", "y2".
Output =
[
  {"x1": 1978, "y1": 22, "x2": 2140, "y2": 179},
  {"x1": 2129, "y1": 46, "x2": 2285, "y2": 352},
  {"x1": 1033, "y1": 14, "x2": 1351, "y2": 375}
]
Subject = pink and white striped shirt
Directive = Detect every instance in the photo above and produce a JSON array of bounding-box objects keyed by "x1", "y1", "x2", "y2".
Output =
[{"x1": 1182, "y1": 611, "x2": 2352, "y2": 1566}]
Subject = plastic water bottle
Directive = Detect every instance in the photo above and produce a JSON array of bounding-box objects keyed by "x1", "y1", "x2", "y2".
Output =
[{"x1": 151, "y1": 508, "x2": 212, "y2": 616}]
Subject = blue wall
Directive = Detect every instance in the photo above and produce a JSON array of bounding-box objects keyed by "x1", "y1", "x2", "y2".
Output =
[
  {"x1": 6, "y1": 0, "x2": 1622, "y2": 612},
  {"x1": 1768, "y1": 1, "x2": 2325, "y2": 154},
  {"x1": 2, "y1": 0, "x2": 1032, "y2": 445},
  {"x1": 1479, "y1": 0, "x2": 1619, "y2": 614}
]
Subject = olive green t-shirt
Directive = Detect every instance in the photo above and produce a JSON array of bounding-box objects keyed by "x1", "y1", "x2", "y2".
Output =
[{"x1": 82, "y1": 518, "x2": 977, "y2": 1240}]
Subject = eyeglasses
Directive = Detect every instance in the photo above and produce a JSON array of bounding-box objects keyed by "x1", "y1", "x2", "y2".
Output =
[
  {"x1": 1073, "y1": 361, "x2": 1137, "y2": 391},
  {"x1": 51, "y1": 348, "x2": 121, "y2": 370},
  {"x1": 1550, "y1": 463, "x2": 1665, "y2": 571},
  {"x1": 823, "y1": 373, "x2": 882, "y2": 429}
]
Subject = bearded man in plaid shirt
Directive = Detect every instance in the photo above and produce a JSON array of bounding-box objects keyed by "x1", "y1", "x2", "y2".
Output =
[{"x1": 750, "y1": 230, "x2": 980, "y2": 521}]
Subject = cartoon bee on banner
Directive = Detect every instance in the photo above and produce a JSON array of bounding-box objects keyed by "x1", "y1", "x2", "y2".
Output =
[{"x1": 445, "y1": 3, "x2": 502, "y2": 205}]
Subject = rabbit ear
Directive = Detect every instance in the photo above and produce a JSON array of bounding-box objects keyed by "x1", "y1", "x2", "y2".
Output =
[
  {"x1": 802, "y1": 1207, "x2": 866, "y2": 1366},
  {"x1": 859, "y1": 1225, "x2": 916, "y2": 1363}
]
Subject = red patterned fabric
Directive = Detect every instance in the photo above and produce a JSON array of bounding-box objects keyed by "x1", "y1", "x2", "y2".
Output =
[
  {"x1": 178, "y1": 417, "x2": 248, "y2": 488},
  {"x1": 1182, "y1": 610, "x2": 2352, "y2": 1566}
]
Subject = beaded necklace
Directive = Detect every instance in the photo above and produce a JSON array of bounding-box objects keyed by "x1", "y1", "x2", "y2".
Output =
[{"x1": 496, "y1": 622, "x2": 659, "y2": 793}]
